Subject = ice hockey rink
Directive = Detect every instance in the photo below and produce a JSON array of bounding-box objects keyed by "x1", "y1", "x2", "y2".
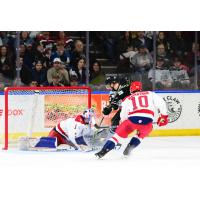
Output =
[{"x1": 0, "y1": 136, "x2": 200, "y2": 200}]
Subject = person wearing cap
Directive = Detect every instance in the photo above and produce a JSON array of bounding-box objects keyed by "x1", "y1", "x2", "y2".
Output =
[
  {"x1": 130, "y1": 43, "x2": 153, "y2": 71},
  {"x1": 47, "y1": 57, "x2": 70, "y2": 86},
  {"x1": 148, "y1": 57, "x2": 173, "y2": 89}
]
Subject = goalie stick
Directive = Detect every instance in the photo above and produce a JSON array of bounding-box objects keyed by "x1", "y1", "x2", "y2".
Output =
[{"x1": 94, "y1": 116, "x2": 104, "y2": 129}]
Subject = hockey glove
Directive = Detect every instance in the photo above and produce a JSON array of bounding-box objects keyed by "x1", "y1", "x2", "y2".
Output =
[
  {"x1": 102, "y1": 106, "x2": 112, "y2": 115},
  {"x1": 111, "y1": 101, "x2": 119, "y2": 110},
  {"x1": 157, "y1": 114, "x2": 168, "y2": 126}
]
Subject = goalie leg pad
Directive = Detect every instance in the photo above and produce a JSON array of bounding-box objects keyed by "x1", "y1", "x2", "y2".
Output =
[
  {"x1": 18, "y1": 137, "x2": 57, "y2": 151},
  {"x1": 35, "y1": 137, "x2": 57, "y2": 148}
]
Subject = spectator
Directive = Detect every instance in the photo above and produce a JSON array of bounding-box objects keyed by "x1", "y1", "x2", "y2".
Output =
[
  {"x1": 156, "y1": 43, "x2": 171, "y2": 65},
  {"x1": 133, "y1": 31, "x2": 153, "y2": 52},
  {"x1": 0, "y1": 45, "x2": 15, "y2": 80},
  {"x1": 30, "y1": 42, "x2": 46, "y2": 65},
  {"x1": 47, "y1": 58, "x2": 70, "y2": 86},
  {"x1": 29, "y1": 31, "x2": 41, "y2": 39},
  {"x1": 0, "y1": 32, "x2": 16, "y2": 51},
  {"x1": 130, "y1": 44, "x2": 153, "y2": 72},
  {"x1": 170, "y1": 31, "x2": 188, "y2": 57},
  {"x1": 19, "y1": 44, "x2": 33, "y2": 69},
  {"x1": 50, "y1": 41, "x2": 71, "y2": 70},
  {"x1": 36, "y1": 31, "x2": 55, "y2": 50},
  {"x1": 56, "y1": 31, "x2": 73, "y2": 50},
  {"x1": 19, "y1": 44, "x2": 27, "y2": 58},
  {"x1": 130, "y1": 44, "x2": 153, "y2": 89},
  {"x1": 169, "y1": 56, "x2": 190, "y2": 88},
  {"x1": 43, "y1": 48, "x2": 52, "y2": 69},
  {"x1": 72, "y1": 57, "x2": 87, "y2": 85},
  {"x1": 31, "y1": 60, "x2": 48, "y2": 86},
  {"x1": 48, "y1": 74, "x2": 65, "y2": 86},
  {"x1": 70, "y1": 40, "x2": 85, "y2": 70},
  {"x1": 186, "y1": 42, "x2": 200, "y2": 73},
  {"x1": 70, "y1": 71, "x2": 79, "y2": 86},
  {"x1": 117, "y1": 31, "x2": 137, "y2": 73},
  {"x1": 156, "y1": 32, "x2": 171, "y2": 52},
  {"x1": 19, "y1": 31, "x2": 33, "y2": 49},
  {"x1": 19, "y1": 57, "x2": 32, "y2": 85},
  {"x1": 117, "y1": 31, "x2": 134, "y2": 56},
  {"x1": 169, "y1": 56, "x2": 190, "y2": 73},
  {"x1": 29, "y1": 80, "x2": 38, "y2": 87},
  {"x1": 89, "y1": 61, "x2": 106, "y2": 85},
  {"x1": 98, "y1": 32, "x2": 120, "y2": 62},
  {"x1": 155, "y1": 57, "x2": 169, "y2": 70},
  {"x1": 148, "y1": 57, "x2": 173, "y2": 89}
]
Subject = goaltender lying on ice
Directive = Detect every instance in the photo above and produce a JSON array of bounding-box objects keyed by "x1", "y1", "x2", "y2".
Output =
[{"x1": 18, "y1": 109, "x2": 111, "y2": 152}]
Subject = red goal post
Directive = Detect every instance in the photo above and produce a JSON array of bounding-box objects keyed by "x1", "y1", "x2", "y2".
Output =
[{"x1": 3, "y1": 86, "x2": 91, "y2": 150}]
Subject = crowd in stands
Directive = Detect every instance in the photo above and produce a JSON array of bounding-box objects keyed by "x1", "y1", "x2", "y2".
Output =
[
  {"x1": 114, "y1": 31, "x2": 199, "y2": 90},
  {"x1": 0, "y1": 31, "x2": 199, "y2": 91}
]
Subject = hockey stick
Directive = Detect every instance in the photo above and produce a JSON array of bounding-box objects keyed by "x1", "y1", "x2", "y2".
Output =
[
  {"x1": 99, "y1": 116, "x2": 105, "y2": 126},
  {"x1": 94, "y1": 116, "x2": 105, "y2": 129}
]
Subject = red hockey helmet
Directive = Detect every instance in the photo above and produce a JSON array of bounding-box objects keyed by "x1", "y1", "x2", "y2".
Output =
[{"x1": 130, "y1": 81, "x2": 142, "y2": 93}]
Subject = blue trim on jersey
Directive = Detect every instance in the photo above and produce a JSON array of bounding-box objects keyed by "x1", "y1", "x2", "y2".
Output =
[{"x1": 128, "y1": 116, "x2": 153, "y2": 125}]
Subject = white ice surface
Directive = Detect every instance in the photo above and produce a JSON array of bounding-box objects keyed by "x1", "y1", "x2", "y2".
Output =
[{"x1": 0, "y1": 136, "x2": 200, "y2": 200}]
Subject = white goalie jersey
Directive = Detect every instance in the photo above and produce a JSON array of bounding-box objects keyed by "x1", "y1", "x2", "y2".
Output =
[{"x1": 55, "y1": 115, "x2": 93, "y2": 147}]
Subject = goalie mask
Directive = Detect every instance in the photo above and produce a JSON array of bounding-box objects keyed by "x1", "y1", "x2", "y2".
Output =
[{"x1": 82, "y1": 109, "x2": 95, "y2": 124}]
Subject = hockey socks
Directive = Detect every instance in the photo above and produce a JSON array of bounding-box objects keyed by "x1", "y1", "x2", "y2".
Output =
[
  {"x1": 95, "y1": 140, "x2": 115, "y2": 158},
  {"x1": 123, "y1": 137, "x2": 141, "y2": 156}
]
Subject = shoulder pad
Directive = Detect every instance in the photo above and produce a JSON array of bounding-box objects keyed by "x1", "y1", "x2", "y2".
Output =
[{"x1": 75, "y1": 115, "x2": 85, "y2": 124}]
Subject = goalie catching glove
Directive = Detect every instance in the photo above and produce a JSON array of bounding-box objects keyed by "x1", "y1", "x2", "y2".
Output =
[{"x1": 157, "y1": 114, "x2": 168, "y2": 126}]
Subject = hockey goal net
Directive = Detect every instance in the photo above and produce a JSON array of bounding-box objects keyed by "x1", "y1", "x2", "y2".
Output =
[{"x1": 3, "y1": 86, "x2": 91, "y2": 150}]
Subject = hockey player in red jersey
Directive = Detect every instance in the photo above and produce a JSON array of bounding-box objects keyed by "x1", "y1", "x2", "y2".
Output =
[{"x1": 95, "y1": 81, "x2": 168, "y2": 158}]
